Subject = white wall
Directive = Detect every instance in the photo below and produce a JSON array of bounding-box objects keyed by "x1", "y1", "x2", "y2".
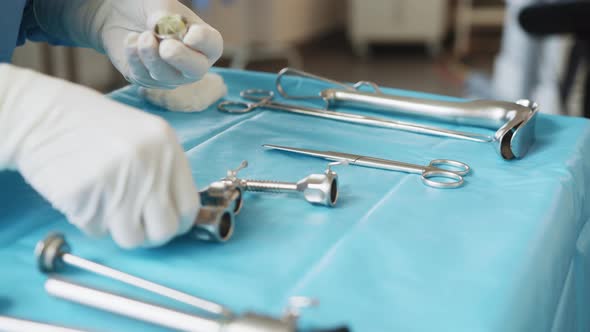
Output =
[{"x1": 198, "y1": 0, "x2": 345, "y2": 45}]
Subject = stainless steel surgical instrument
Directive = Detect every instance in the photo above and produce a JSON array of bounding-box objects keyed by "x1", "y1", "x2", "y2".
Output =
[
  {"x1": 37, "y1": 234, "x2": 348, "y2": 332},
  {"x1": 275, "y1": 68, "x2": 539, "y2": 160},
  {"x1": 217, "y1": 90, "x2": 493, "y2": 143},
  {"x1": 222, "y1": 160, "x2": 341, "y2": 207},
  {"x1": 194, "y1": 204, "x2": 235, "y2": 243},
  {"x1": 196, "y1": 174, "x2": 250, "y2": 242},
  {"x1": 45, "y1": 278, "x2": 346, "y2": 332},
  {"x1": 263, "y1": 144, "x2": 471, "y2": 189},
  {"x1": 46, "y1": 277, "x2": 220, "y2": 332},
  {"x1": 36, "y1": 233, "x2": 233, "y2": 318},
  {"x1": 0, "y1": 315, "x2": 88, "y2": 332}
]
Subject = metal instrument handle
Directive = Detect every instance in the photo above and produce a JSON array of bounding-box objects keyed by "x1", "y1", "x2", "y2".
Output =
[
  {"x1": 353, "y1": 156, "x2": 426, "y2": 174},
  {"x1": 217, "y1": 89, "x2": 275, "y2": 113},
  {"x1": 420, "y1": 159, "x2": 471, "y2": 188},
  {"x1": 421, "y1": 170, "x2": 464, "y2": 189},
  {"x1": 240, "y1": 89, "x2": 275, "y2": 102},
  {"x1": 354, "y1": 157, "x2": 467, "y2": 189},
  {"x1": 219, "y1": 87, "x2": 492, "y2": 142},
  {"x1": 322, "y1": 89, "x2": 507, "y2": 128},
  {"x1": 275, "y1": 67, "x2": 354, "y2": 101},
  {"x1": 218, "y1": 100, "x2": 258, "y2": 113},
  {"x1": 45, "y1": 277, "x2": 222, "y2": 332},
  {"x1": 223, "y1": 93, "x2": 492, "y2": 143},
  {"x1": 0, "y1": 316, "x2": 87, "y2": 332},
  {"x1": 61, "y1": 253, "x2": 233, "y2": 318},
  {"x1": 428, "y1": 159, "x2": 471, "y2": 176}
]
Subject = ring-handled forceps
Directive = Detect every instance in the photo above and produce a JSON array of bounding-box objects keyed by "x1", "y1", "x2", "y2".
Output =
[
  {"x1": 218, "y1": 90, "x2": 492, "y2": 142},
  {"x1": 263, "y1": 144, "x2": 471, "y2": 189},
  {"x1": 275, "y1": 68, "x2": 539, "y2": 160}
]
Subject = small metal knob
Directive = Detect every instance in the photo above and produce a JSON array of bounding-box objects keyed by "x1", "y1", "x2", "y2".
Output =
[{"x1": 35, "y1": 233, "x2": 70, "y2": 273}]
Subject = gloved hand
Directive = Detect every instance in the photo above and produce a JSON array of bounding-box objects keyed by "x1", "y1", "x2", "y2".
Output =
[
  {"x1": 0, "y1": 64, "x2": 200, "y2": 248},
  {"x1": 33, "y1": 0, "x2": 223, "y2": 89}
]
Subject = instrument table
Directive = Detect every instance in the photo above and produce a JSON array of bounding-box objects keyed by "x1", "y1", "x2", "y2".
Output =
[{"x1": 1, "y1": 68, "x2": 590, "y2": 331}]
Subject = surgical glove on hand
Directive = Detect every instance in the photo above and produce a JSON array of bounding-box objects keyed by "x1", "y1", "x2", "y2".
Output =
[
  {"x1": 0, "y1": 64, "x2": 200, "y2": 248},
  {"x1": 33, "y1": 0, "x2": 223, "y2": 89}
]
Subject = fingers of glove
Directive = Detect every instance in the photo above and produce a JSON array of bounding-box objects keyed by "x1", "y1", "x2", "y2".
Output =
[
  {"x1": 125, "y1": 33, "x2": 178, "y2": 89},
  {"x1": 59, "y1": 187, "x2": 109, "y2": 238},
  {"x1": 160, "y1": 39, "x2": 209, "y2": 80},
  {"x1": 46, "y1": 180, "x2": 107, "y2": 237},
  {"x1": 183, "y1": 24, "x2": 224, "y2": 65},
  {"x1": 71, "y1": 196, "x2": 108, "y2": 238},
  {"x1": 142, "y1": 194, "x2": 181, "y2": 247},
  {"x1": 137, "y1": 31, "x2": 188, "y2": 84},
  {"x1": 108, "y1": 206, "x2": 146, "y2": 249},
  {"x1": 140, "y1": 141, "x2": 183, "y2": 246},
  {"x1": 169, "y1": 142, "x2": 200, "y2": 235}
]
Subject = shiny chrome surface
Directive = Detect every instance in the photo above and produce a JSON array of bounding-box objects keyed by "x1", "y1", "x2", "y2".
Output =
[
  {"x1": 45, "y1": 278, "x2": 324, "y2": 332},
  {"x1": 263, "y1": 144, "x2": 470, "y2": 189},
  {"x1": 0, "y1": 316, "x2": 87, "y2": 332},
  {"x1": 45, "y1": 277, "x2": 222, "y2": 332},
  {"x1": 39, "y1": 236, "x2": 342, "y2": 332},
  {"x1": 222, "y1": 161, "x2": 339, "y2": 207},
  {"x1": 218, "y1": 90, "x2": 492, "y2": 143},
  {"x1": 275, "y1": 67, "x2": 539, "y2": 160},
  {"x1": 200, "y1": 183, "x2": 243, "y2": 215},
  {"x1": 35, "y1": 233, "x2": 233, "y2": 318},
  {"x1": 192, "y1": 206, "x2": 235, "y2": 243}
]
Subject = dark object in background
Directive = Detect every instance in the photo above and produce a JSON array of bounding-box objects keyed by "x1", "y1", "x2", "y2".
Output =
[
  {"x1": 519, "y1": 1, "x2": 590, "y2": 118},
  {"x1": 519, "y1": 2, "x2": 590, "y2": 36}
]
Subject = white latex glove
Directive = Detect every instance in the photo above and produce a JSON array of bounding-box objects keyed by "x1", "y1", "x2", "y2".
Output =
[
  {"x1": 0, "y1": 64, "x2": 200, "y2": 248},
  {"x1": 139, "y1": 72, "x2": 228, "y2": 112},
  {"x1": 33, "y1": 0, "x2": 223, "y2": 89}
]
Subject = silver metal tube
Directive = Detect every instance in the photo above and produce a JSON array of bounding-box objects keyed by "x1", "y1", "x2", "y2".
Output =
[
  {"x1": 242, "y1": 180, "x2": 299, "y2": 193},
  {"x1": 322, "y1": 89, "x2": 513, "y2": 128},
  {"x1": 262, "y1": 101, "x2": 492, "y2": 143},
  {"x1": 0, "y1": 316, "x2": 87, "y2": 332},
  {"x1": 61, "y1": 253, "x2": 232, "y2": 317},
  {"x1": 45, "y1": 278, "x2": 222, "y2": 332}
]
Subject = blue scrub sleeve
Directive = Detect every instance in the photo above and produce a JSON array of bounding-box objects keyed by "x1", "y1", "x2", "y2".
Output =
[{"x1": 17, "y1": 1, "x2": 73, "y2": 47}]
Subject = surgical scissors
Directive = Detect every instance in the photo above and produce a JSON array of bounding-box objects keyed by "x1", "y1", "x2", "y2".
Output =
[
  {"x1": 263, "y1": 144, "x2": 471, "y2": 189},
  {"x1": 217, "y1": 90, "x2": 492, "y2": 143}
]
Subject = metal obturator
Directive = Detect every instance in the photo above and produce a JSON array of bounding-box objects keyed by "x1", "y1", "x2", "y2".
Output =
[
  {"x1": 45, "y1": 277, "x2": 348, "y2": 332},
  {"x1": 222, "y1": 160, "x2": 342, "y2": 207},
  {"x1": 36, "y1": 234, "x2": 349, "y2": 332},
  {"x1": 36, "y1": 233, "x2": 232, "y2": 317},
  {"x1": 275, "y1": 68, "x2": 539, "y2": 160}
]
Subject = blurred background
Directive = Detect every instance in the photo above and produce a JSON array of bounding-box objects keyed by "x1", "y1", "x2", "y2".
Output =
[{"x1": 10, "y1": 0, "x2": 583, "y2": 116}]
